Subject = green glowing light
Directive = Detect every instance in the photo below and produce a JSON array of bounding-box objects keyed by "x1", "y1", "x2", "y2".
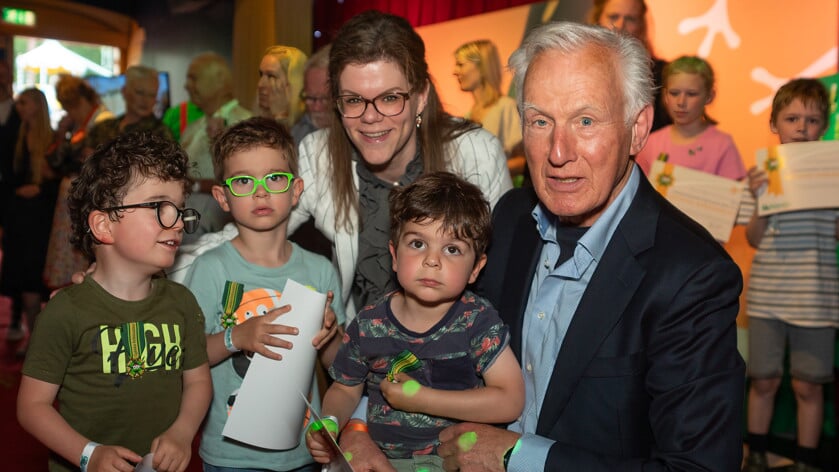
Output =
[
  {"x1": 402, "y1": 379, "x2": 422, "y2": 397},
  {"x1": 457, "y1": 431, "x2": 478, "y2": 452},
  {"x1": 1, "y1": 8, "x2": 35, "y2": 26}
]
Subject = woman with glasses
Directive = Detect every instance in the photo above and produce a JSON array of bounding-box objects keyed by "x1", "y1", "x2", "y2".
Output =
[
  {"x1": 255, "y1": 45, "x2": 307, "y2": 129},
  {"x1": 302, "y1": 10, "x2": 511, "y2": 315},
  {"x1": 173, "y1": 10, "x2": 511, "y2": 320}
]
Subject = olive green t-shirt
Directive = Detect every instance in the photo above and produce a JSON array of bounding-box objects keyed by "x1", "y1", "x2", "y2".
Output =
[{"x1": 22, "y1": 276, "x2": 207, "y2": 471}]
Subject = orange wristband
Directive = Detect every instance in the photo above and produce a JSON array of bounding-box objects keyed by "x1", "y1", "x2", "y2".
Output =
[{"x1": 342, "y1": 420, "x2": 368, "y2": 434}]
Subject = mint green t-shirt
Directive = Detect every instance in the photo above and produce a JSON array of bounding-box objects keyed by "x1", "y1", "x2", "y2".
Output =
[{"x1": 185, "y1": 241, "x2": 345, "y2": 471}]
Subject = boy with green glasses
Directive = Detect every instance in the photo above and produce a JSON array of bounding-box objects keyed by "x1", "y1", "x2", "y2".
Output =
[{"x1": 183, "y1": 117, "x2": 344, "y2": 472}]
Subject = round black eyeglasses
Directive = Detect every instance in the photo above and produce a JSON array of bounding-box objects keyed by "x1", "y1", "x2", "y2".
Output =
[{"x1": 102, "y1": 200, "x2": 201, "y2": 234}]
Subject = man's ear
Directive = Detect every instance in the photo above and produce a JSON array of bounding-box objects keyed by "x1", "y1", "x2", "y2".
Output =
[
  {"x1": 88, "y1": 210, "x2": 115, "y2": 245},
  {"x1": 629, "y1": 104, "x2": 654, "y2": 156},
  {"x1": 211, "y1": 185, "x2": 230, "y2": 212}
]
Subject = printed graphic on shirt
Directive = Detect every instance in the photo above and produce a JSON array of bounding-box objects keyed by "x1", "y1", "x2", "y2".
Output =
[
  {"x1": 99, "y1": 321, "x2": 184, "y2": 378},
  {"x1": 229, "y1": 286, "x2": 286, "y2": 411}
]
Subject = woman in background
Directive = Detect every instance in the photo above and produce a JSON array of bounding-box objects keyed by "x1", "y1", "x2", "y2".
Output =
[
  {"x1": 42, "y1": 75, "x2": 113, "y2": 291},
  {"x1": 0, "y1": 88, "x2": 59, "y2": 353},
  {"x1": 453, "y1": 39, "x2": 522, "y2": 157},
  {"x1": 255, "y1": 45, "x2": 307, "y2": 129}
]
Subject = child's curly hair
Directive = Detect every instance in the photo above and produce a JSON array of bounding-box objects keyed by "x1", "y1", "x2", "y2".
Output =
[{"x1": 68, "y1": 132, "x2": 192, "y2": 261}]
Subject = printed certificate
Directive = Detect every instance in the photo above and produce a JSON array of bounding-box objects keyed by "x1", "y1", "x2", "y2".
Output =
[
  {"x1": 648, "y1": 160, "x2": 744, "y2": 242},
  {"x1": 755, "y1": 140, "x2": 839, "y2": 216}
]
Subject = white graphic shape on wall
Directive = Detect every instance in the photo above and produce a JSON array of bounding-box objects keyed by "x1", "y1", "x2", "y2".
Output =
[
  {"x1": 677, "y1": 0, "x2": 741, "y2": 58},
  {"x1": 749, "y1": 48, "x2": 838, "y2": 116}
]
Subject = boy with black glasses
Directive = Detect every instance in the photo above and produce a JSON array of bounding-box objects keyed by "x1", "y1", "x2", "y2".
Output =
[
  {"x1": 18, "y1": 132, "x2": 212, "y2": 472},
  {"x1": 183, "y1": 117, "x2": 343, "y2": 472}
]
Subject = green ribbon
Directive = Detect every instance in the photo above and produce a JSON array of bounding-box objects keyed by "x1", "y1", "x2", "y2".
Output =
[
  {"x1": 220, "y1": 281, "x2": 244, "y2": 328},
  {"x1": 387, "y1": 350, "x2": 422, "y2": 382},
  {"x1": 121, "y1": 322, "x2": 146, "y2": 379}
]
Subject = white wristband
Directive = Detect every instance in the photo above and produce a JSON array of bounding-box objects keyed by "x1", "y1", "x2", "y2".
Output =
[
  {"x1": 80, "y1": 441, "x2": 100, "y2": 472},
  {"x1": 224, "y1": 326, "x2": 239, "y2": 352}
]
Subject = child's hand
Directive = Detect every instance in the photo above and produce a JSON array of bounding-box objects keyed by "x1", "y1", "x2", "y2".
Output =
[
  {"x1": 86, "y1": 444, "x2": 142, "y2": 472},
  {"x1": 380, "y1": 373, "x2": 427, "y2": 413},
  {"x1": 233, "y1": 304, "x2": 296, "y2": 360},
  {"x1": 746, "y1": 166, "x2": 769, "y2": 199},
  {"x1": 313, "y1": 290, "x2": 339, "y2": 350},
  {"x1": 149, "y1": 427, "x2": 192, "y2": 472},
  {"x1": 305, "y1": 421, "x2": 339, "y2": 464}
]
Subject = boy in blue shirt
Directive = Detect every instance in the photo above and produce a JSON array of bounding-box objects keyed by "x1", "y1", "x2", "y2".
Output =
[{"x1": 184, "y1": 117, "x2": 343, "y2": 471}]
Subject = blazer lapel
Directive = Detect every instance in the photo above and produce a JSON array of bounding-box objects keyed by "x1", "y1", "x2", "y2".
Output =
[
  {"x1": 503, "y1": 211, "x2": 541, "y2": 357},
  {"x1": 536, "y1": 175, "x2": 659, "y2": 436}
]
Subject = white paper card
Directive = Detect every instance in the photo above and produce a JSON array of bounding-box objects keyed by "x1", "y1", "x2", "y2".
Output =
[
  {"x1": 133, "y1": 453, "x2": 155, "y2": 472},
  {"x1": 648, "y1": 160, "x2": 744, "y2": 242},
  {"x1": 222, "y1": 279, "x2": 327, "y2": 450},
  {"x1": 754, "y1": 140, "x2": 839, "y2": 216}
]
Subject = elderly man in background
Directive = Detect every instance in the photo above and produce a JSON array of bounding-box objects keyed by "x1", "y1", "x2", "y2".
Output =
[
  {"x1": 181, "y1": 52, "x2": 251, "y2": 240},
  {"x1": 290, "y1": 44, "x2": 331, "y2": 144}
]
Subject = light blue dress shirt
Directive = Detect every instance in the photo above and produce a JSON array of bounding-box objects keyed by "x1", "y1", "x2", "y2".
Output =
[{"x1": 507, "y1": 166, "x2": 641, "y2": 471}]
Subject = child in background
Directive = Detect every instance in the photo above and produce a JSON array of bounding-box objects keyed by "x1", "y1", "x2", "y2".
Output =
[
  {"x1": 742, "y1": 78, "x2": 838, "y2": 472},
  {"x1": 17, "y1": 132, "x2": 212, "y2": 472},
  {"x1": 183, "y1": 117, "x2": 343, "y2": 472},
  {"x1": 307, "y1": 172, "x2": 524, "y2": 472},
  {"x1": 635, "y1": 55, "x2": 746, "y2": 180}
]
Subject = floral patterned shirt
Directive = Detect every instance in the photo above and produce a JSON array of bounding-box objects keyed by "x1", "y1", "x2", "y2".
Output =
[{"x1": 330, "y1": 290, "x2": 509, "y2": 459}]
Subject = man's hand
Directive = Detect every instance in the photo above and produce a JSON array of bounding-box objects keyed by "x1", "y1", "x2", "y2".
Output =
[
  {"x1": 232, "y1": 305, "x2": 297, "y2": 360},
  {"x1": 338, "y1": 428, "x2": 396, "y2": 471},
  {"x1": 438, "y1": 422, "x2": 520, "y2": 472}
]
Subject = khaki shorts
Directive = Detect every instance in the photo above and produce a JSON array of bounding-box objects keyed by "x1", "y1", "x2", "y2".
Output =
[{"x1": 748, "y1": 317, "x2": 836, "y2": 384}]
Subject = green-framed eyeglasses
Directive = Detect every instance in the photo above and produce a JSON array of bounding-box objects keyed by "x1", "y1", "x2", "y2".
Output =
[{"x1": 224, "y1": 172, "x2": 294, "y2": 197}]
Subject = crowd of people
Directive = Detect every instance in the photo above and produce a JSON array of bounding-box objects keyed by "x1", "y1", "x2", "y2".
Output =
[{"x1": 3, "y1": 1, "x2": 837, "y2": 471}]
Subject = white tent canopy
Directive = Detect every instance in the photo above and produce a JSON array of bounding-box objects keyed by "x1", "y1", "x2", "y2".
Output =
[{"x1": 14, "y1": 39, "x2": 112, "y2": 89}]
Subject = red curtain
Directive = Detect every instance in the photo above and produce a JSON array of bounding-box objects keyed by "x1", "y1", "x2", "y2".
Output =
[{"x1": 312, "y1": 0, "x2": 538, "y2": 49}]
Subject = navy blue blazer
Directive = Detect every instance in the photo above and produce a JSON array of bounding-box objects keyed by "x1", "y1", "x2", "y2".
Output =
[{"x1": 476, "y1": 172, "x2": 745, "y2": 471}]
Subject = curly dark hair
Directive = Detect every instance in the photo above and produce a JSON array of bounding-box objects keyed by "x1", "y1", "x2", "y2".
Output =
[
  {"x1": 211, "y1": 116, "x2": 298, "y2": 182},
  {"x1": 389, "y1": 171, "x2": 491, "y2": 256},
  {"x1": 68, "y1": 132, "x2": 191, "y2": 261}
]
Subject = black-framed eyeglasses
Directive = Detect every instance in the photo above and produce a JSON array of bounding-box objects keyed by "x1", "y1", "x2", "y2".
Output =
[
  {"x1": 335, "y1": 92, "x2": 410, "y2": 118},
  {"x1": 102, "y1": 201, "x2": 201, "y2": 234},
  {"x1": 224, "y1": 172, "x2": 294, "y2": 197}
]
